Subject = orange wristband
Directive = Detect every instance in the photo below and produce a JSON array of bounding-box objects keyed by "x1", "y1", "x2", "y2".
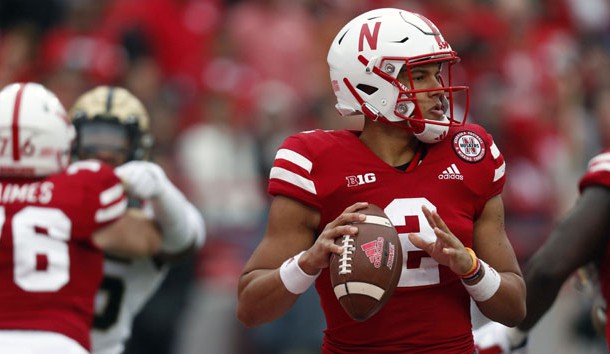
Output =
[{"x1": 461, "y1": 247, "x2": 479, "y2": 277}]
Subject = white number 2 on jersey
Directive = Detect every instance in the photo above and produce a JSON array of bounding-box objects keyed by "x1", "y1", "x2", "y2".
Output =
[
  {"x1": 385, "y1": 198, "x2": 440, "y2": 288},
  {"x1": 0, "y1": 206, "x2": 71, "y2": 291}
]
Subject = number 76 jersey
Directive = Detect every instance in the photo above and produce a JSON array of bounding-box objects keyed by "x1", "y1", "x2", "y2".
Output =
[
  {"x1": 0, "y1": 160, "x2": 128, "y2": 352},
  {"x1": 268, "y1": 124, "x2": 506, "y2": 353}
]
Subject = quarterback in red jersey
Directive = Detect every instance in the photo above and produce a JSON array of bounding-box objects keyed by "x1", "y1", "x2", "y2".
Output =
[
  {"x1": 0, "y1": 82, "x2": 161, "y2": 354},
  {"x1": 475, "y1": 149, "x2": 610, "y2": 353},
  {"x1": 237, "y1": 8, "x2": 526, "y2": 354}
]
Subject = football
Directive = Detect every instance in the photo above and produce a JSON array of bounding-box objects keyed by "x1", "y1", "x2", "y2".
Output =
[{"x1": 329, "y1": 203, "x2": 402, "y2": 321}]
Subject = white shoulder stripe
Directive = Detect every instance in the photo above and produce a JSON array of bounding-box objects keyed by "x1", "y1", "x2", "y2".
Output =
[
  {"x1": 100, "y1": 183, "x2": 124, "y2": 206},
  {"x1": 493, "y1": 161, "x2": 506, "y2": 182},
  {"x1": 589, "y1": 152, "x2": 610, "y2": 167},
  {"x1": 95, "y1": 198, "x2": 127, "y2": 223},
  {"x1": 270, "y1": 167, "x2": 317, "y2": 195},
  {"x1": 276, "y1": 149, "x2": 313, "y2": 173},
  {"x1": 490, "y1": 142, "x2": 500, "y2": 159},
  {"x1": 589, "y1": 161, "x2": 610, "y2": 174}
]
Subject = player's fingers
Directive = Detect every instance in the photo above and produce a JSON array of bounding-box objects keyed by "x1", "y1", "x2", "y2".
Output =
[
  {"x1": 321, "y1": 224, "x2": 358, "y2": 241},
  {"x1": 408, "y1": 233, "x2": 431, "y2": 252},
  {"x1": 421, "y1": 205, "x2": 437, "y2": 230},
  {"x1": 430, "y1": 208, "x2": 451, "y2": 234},
  {"x1": 328, "y1": 211, "x2": 366, "y2": 230},
  {"x1": 343, "y1": 202, "x2": 369, "y2": 213},
  {"x1": 434, "y1": 226, "x2": 462, "y2": 249}
]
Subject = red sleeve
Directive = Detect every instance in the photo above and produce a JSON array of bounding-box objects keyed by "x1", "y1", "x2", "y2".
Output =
[
  {"x1": 461, "y1": 124, "x2": 506, "y2": 217},
  {"x1": 61, "y1": 160, "x2": 128, "y2": 241},
  {"x1": 268, "y1": 132, "x2": 321, "y2": 209},
  {"x1": 483, "y1": 130, "x2": 506, "y2": 198}
]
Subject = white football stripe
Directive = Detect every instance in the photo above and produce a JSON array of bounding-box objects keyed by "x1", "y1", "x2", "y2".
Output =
[
  {"x1": 493, "y1": 161, "x2": 506, "y2": 182},
  {"x1": 589, "y1": 161, "x2": 610, "y2": 174},
  {"x1": 490, "y1": 142, "x2": 500, "y2": 159},
  {"x1": 363, "y1": 215, "x2": 392, "y2": 228},
  {"x1": 276, "y1": 148, "x2": 313, "y2": 173},
  {"x1": 100, "y1": 183, "x2": 124, "y2": 206},
  {"x1": 270, "y1": 167, "x2": 317, "y2": 194},
  {"x1": 333, "y1": 282, "x2": 385, "y2": 300},
  {"x1": 95, "y1": 198, "x2": 127, "y2": 223}
]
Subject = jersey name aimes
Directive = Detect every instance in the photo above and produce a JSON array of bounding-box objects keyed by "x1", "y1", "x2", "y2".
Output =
[{"x1": 0, "y1": 181, "x2": 54, "y2": 204}]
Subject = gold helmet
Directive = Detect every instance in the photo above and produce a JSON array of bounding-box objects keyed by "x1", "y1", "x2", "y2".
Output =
[{"x1": 69, "y1": 86, "x2": 153, "y2": 162}]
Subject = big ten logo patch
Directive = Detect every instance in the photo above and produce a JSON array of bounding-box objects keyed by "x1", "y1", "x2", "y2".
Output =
[{"x1": 346, "y1": 173, "x2": 376, "y2": 187}]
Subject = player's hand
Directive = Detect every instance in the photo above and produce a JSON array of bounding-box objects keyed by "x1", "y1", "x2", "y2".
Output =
[
  {"x1": 408, "y1": 205, "x2": 473, "y2": 275},
  {"x1": 115, "y1": 161, "x2": 168, "y2": 200},
  {"x1": 473, "y1": 321, "x2": 528, "y2": 354},
  {"x1": 299, "y1": 202, "x2": 368, "y2": 275}
]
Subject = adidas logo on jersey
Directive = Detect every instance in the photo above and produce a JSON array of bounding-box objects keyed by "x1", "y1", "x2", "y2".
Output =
[{"x1": 438, "y1": 163, "x2": 464, "y2": 180}]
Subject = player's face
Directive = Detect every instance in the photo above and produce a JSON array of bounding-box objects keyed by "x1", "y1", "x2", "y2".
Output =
[
  {"x1": 77, "y1": 122, "x2": 130, "y2": 167},
  {"x1": 398, "y1": 63, "x2": 446, "y2": 121}
]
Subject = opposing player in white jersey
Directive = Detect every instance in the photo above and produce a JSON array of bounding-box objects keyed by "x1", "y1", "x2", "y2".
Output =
[
  {"x1": 68, "y1": 86, "x2": 206, "y2": 354},
  {"x1": 0, "y1": 82, "x2": 162, "y2": 354}
]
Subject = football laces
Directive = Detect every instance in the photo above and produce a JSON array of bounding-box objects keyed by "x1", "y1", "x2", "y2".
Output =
[{"x1": 338, "y1": 235, "x2": 355, "y2": 275}]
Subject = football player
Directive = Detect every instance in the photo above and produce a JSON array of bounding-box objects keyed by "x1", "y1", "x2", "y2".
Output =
[
  {"x1": 237, "y1": 7, "x2": 526, "y2": 353},
  {"x1": 474, "y1": 150, "x2": 610, "y2": 353},
  {"x1": 68, "y1": 86, "x2": 206, "y2": 354},
  {"x1": 0, "y1": 82, "x2": 162, "y2": 354}
]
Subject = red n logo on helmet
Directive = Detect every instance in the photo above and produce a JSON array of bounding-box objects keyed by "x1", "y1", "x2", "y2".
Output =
[{"x1": 358, "y1": 22, "x2": 381, "y2": 52}]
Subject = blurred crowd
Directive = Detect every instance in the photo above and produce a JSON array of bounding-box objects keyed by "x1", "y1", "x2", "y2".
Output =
[{"x1": 1, "y1": 0, "x2": 610, "y2": 353}]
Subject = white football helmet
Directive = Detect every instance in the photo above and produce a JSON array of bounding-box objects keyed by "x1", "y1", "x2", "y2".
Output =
[
  {"x1": 0, "y1": 82, "x2": 75, "y2": 177},
  {"x1": 327, "y1": 8, "x2": 469, "y2": 143}
]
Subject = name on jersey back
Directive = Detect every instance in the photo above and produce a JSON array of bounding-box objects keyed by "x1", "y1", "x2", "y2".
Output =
[{"x1": 0, "y1": 181, "x2": 54, "y2": 204}]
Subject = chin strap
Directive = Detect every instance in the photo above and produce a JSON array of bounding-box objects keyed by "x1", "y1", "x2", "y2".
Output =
[{"x1": 413, "y1": 115, "x2": 450, "y2": 143}]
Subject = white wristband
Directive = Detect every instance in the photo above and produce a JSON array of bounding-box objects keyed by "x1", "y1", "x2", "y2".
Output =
[
  {"x1": 279, "y1": 251, "x2": 320, "y2": 294},
  {"x1": 462, "y1": 259, "x2": 501, "y2": 302}
]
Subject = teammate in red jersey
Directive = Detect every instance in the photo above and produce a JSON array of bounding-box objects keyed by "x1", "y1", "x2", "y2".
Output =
[
  {"x1": 237, "y1": 8, "x2": 526, "y2": 354},
  {"x1": 0, "y1": 82, "x2": 162, "y2": 354},
  {"x1": 474, "y1": 149, "x2": 610, "y2": 353}
]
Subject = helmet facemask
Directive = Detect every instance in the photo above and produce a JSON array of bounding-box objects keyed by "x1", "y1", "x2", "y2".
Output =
[
  {"x1": 345, "y1": 53, "x2": 469, "y2": 143},
  {"x1": 73, "y1": 118, "x2": 134, "y2": 166}
]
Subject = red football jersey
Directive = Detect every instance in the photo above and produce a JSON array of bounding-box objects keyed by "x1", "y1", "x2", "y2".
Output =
[
  {"x1": 578, "y1": 149, "x2": 610, "y2": 344},
  {"x1": 269, "y1": 124, "x2": 506, "y2": 353},
  {"x1": 0, "y1": 160, "x2": 127, "y2": 351}
]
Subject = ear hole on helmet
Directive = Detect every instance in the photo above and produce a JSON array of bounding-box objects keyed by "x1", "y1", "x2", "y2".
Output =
[{"x1": 356, "y1": 84, "x2": 378, "y2": 95}]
